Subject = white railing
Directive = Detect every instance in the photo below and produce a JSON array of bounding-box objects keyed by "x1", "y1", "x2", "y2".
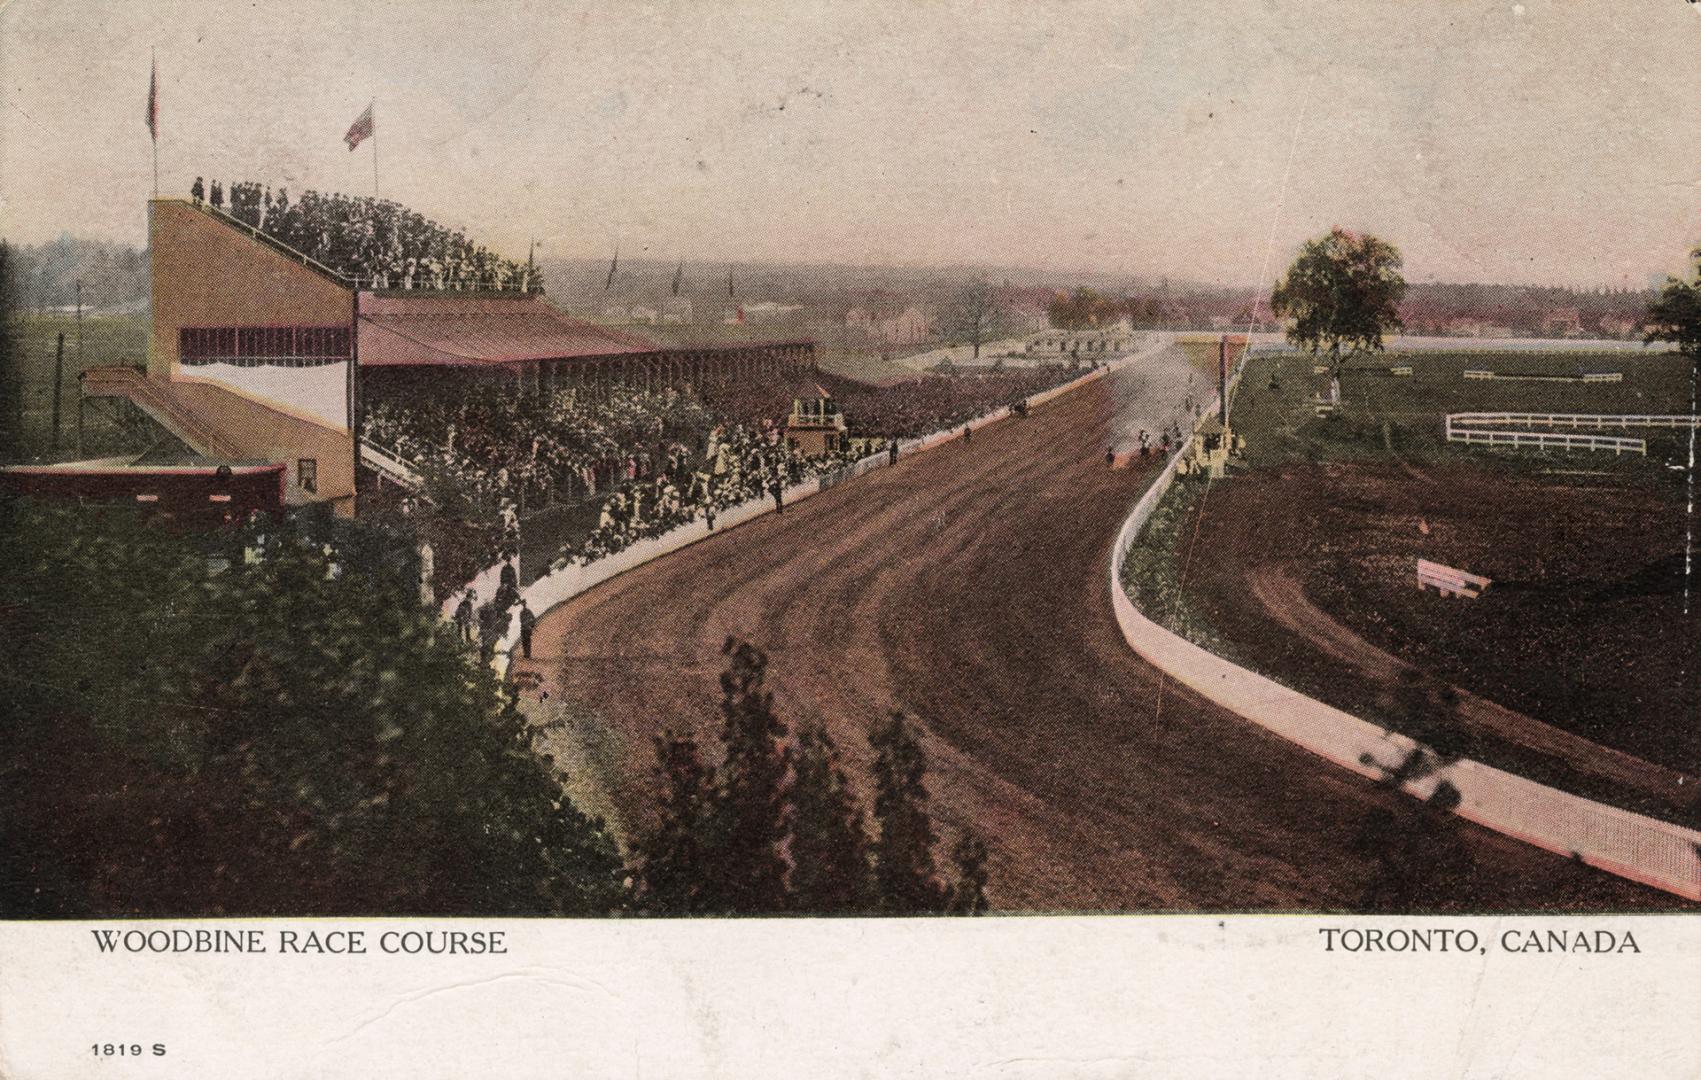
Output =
[
  {"x1": 358, "y1": 436, "x2": 425, "y2": 489},
  {"x1": 1463, "y1": 370, "x2": 1625, "y2": 383},
  {"x1": 1448, "y1": 412, "x2": 1700, "y2": 429},
  {"x1": 1446, "y1": 428, "x2": 1647, "y2": 455}
]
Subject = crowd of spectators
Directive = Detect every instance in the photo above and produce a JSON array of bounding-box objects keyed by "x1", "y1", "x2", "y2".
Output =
[
  {"x1": 363, "y1": 385, "x2": 718, "y2": 520},
  {"x1": 364, "y1": 361, "x2": 1085, "y2": 596},
  {"x1": 554, "y1": 422, "x2": 873, "y2": 569},
  {"x1": 701, "y1": 365, "x2": 1081, "y2": 439},
  {"x1": 189, "y1": 178, "x2": 538, "y2": 292}
]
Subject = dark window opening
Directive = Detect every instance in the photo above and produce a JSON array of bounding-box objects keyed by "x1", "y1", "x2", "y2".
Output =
[
  {"x1": 297, "y1": 459, "x2": 318, "y2": 494},
  {"x1": 180, "y1": 325, "x2": 351, "y2": 366}
]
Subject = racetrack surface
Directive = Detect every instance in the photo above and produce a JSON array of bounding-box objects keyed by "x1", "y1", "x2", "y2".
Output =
[{"x1": 514, "y1": 365, "x2": 1676, "y2": 911}]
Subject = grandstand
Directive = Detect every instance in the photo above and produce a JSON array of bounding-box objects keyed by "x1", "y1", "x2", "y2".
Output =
[{"x1": 75, "y1": 195, "x2": 816, "y2": 515}]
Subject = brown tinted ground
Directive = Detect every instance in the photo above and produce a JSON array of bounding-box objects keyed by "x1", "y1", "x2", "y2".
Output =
[
  {"x1": 1173, "y1": 463, "x2": 1699, "y2": 825},
  {"x1": 513, "y1": 375, "x2": 1682, "y2": 911}
]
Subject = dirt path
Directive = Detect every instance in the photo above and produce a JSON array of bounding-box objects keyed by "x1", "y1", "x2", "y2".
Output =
[
  {"x1": 1249, "y1": 564, "x2": 1696, "y2": 809},
  {"x1": 512, "y1": 374, "x2": 1675, "y2": 911}
]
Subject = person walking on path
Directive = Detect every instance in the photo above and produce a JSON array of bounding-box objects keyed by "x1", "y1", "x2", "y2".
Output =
[
  {"x1": 518, "y1": 601, "x2": 537, "y2": 660},
  {"x1": 770, "y1": 477, "x2": 784, "y2": 514},
  {"x1": 1106, "y1": 446, "x2": 1116, "y2": 467},
  {"x1": 888, "y1": 439, "x2": 899, "y2": 466},
  {"x1": 963, "y1": 425, "x2": 973, "y2": 446},
  {"x1": 453, "y1": 589, "x2": 476, "y2": 643}
]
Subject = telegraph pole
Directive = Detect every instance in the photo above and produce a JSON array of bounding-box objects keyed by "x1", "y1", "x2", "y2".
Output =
[{"x1": 51, "y1": 332, "x2": 65, "y2": 453}]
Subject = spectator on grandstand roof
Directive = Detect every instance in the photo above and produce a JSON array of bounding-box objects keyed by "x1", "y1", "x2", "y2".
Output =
[
  {"x1": 209, "y1": 180, "x2": 223, "y2": 210},
  {"x1": 191, "y1": 176, "x2": 204, "y2": 204}
]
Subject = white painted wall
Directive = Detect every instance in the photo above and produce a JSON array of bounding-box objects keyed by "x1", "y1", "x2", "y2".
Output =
[{"x1": 183, "y1": 361, "x2": 350, "y2": 432}]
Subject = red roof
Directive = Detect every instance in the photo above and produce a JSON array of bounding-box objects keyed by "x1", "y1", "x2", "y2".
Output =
[{"x1": 357, "y1": 294, "x2": 658, "y2": 366}]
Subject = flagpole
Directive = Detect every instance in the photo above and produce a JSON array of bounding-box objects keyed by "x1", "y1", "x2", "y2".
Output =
[
  {"x1": 371, "y1": 100, "x2": 379, "y2": 199},
  {"x1": 150, "y1": 48, "x2": 159, "y2": 198}
]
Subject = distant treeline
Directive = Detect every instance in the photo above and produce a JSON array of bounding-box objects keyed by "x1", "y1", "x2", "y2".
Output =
[
  {"x1": 5, "y1": 235, "x2": 149, "y2": 314},
  {"x1": 1042, "y1": 281, "x2": 1662, "y2": 336}
]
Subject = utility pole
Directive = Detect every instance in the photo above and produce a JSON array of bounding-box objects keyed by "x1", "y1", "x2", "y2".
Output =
[{"x1": 51, "y1": 332, "x2": 65, "y2": 453}]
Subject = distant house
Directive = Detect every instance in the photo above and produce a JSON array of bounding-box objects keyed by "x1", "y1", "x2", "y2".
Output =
[
  {"x1": 1596, "y1": 313, "x2": 1639, "y2": 340},
  {"x1": 1445, "y1": 317, "x2": 1515, "y2": 338},
  {"x1": 628, "y1": 305, "x2": 660, "y2": 325},
  {"x1": 1541, "y1": 307, "x2": 1582, "y2": 338},
  {"x1": 846, "y1": 303, "x2": 930, "y2": 345},
  {"x1": 661, "y1": 296, "x2": 693, "y2": 325},
  {"x1": 741, "y1": 300, "x2": 805, "y2": 322},
  {"x1": 601, "y1": 304, "x2": 630, "y2": 322}
]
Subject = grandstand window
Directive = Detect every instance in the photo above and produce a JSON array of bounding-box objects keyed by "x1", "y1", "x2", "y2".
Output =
[
  {"x1": 297, "y1": 459, "x2": 317, "y2": 494},
  {"x1": 180, "y1": 326, "x2": 351, "y2": 366}
]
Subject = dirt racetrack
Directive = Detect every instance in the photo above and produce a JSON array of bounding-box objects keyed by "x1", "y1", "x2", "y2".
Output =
[{"x1": 513, "y1": 370, "x2": 1678, "y2": 911}]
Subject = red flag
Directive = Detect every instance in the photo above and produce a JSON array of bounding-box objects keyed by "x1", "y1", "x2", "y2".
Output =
[
  {"x1": 344, "y1": 103, "x2": 374, "y2": 151},
  {"x1": 145, "y1": 57, "x2": 158, "y2": 141}
]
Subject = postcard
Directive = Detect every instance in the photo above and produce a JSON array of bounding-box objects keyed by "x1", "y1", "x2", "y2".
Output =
[{"x1": 2, "y1": 1, "x2": 1697, "y2": 1076}]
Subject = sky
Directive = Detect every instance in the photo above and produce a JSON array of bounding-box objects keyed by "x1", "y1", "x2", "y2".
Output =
[{"x1": 3, "y1": 0, "x2": 1698, "y2": 292}]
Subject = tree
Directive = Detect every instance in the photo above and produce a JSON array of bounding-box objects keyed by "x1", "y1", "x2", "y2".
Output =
[
  {"x1": 633, "y1": 732, "x2": 718, "y2": 914},
  {"x1": 946, "y1": 831, "x2": 990, "y2": 915},
  {"x1": 786, "y1": 722, "x2": 874, "y2": 912},
  {"x1": 0, "y1": 502, "x2": 626, "y2": 916},
  {"x1": 0, "y1": 240, "x2": 24, "y2": 460},
  {"x1": 941, "y1": 280, "x2": 1008, "y2": 360},
  {"x1": 1645, "y1": 246, "x2": 1701, "y2": 359},
  {"x1": 703, "y1": 637, "x2": 791, "y2": 912},
  {"x1": 868, "y1": 711, "x2": 947, "y2": 912},
  {"x1": 1047, "y1": 286, "x2": 1119, "y2": 331},
  {"x1": 1270, "y1": 228, "x2": 1408, "y2": 403}
]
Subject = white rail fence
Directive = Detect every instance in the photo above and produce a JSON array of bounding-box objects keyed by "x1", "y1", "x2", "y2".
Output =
[
  {"x1": 1446, "y1": 428, "x2": 1647, "y2": 455},
  {"x1": 358, "y1": 437, "x2": 425, "y2": 490},
  {"x1": 1448, "y1": 412, "x2": 1700, "y2": 429},
  {"x1": 1110, "y1": 362, "x2": 1701, "y2": 901},
  {"x1": 1463, "y1": 370, "x2": 1624, "y2": 383},
  {"x1": 1444, "y1": 412, "x2": 1701, "y2": 455}
]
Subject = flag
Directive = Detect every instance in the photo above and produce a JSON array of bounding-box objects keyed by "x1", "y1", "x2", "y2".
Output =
[
  {"x1": 145, "y1": 56, "x2": 158, "y2": 141},
  {"x1": 727, "y1": 267, "x2": 734, "y2": 298},
  {"x1": 605, "y1": 244, "x2": 619, "y2": 290},
  {"x1": 672, "y1": 260, "x2": 683, "y2": 297},
  {"x1": 344, "y1": 103, "x2": 375, "y2": 151}
]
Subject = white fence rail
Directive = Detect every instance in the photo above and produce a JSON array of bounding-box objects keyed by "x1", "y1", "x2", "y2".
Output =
[
  {"x1": 1446, "y1": 428, "x2": 1647, "y2": 455},
  {"x1": 1448, "y1": 412, "x2": 1700, "y2": 430},
  {"x1": 1110, "y1": 356, "x2": 1701, "y2": 901},
  {"x1": 359, "y1": 437, "x2": 425, "y2": 489},
  {"x1": 1463, "y1": 370, "x2": 1625, "y2": 383}
]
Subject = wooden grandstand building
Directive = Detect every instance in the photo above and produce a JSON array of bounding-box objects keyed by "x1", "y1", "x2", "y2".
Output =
[{"x1": 78, "y1": 197, "x2": 815, "y2": 515}]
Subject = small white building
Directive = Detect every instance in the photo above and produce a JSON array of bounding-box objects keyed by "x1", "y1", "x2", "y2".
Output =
[
  {"x1": 661, "y1": 296, "x2": 693, "y2": 325},
  {"x1": 1026, "y1": 322, "x2": 1135, "y2": 358}
]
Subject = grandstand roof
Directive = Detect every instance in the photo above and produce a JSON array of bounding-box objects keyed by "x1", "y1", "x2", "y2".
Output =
[{"x1": 357, "y1": 295, "x2": 659, "y2": 366}]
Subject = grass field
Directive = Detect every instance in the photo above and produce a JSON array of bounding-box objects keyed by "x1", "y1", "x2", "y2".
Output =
[
  {"x1": 1225, "y1": 347, "x2": 1696, "y2": 470},
  {"x1": 7, "y1": 312, "x2": 149, "y2": 461},
  {"x1": 1124, "y1": 346, "x2": 1700, "y2": 826}
]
